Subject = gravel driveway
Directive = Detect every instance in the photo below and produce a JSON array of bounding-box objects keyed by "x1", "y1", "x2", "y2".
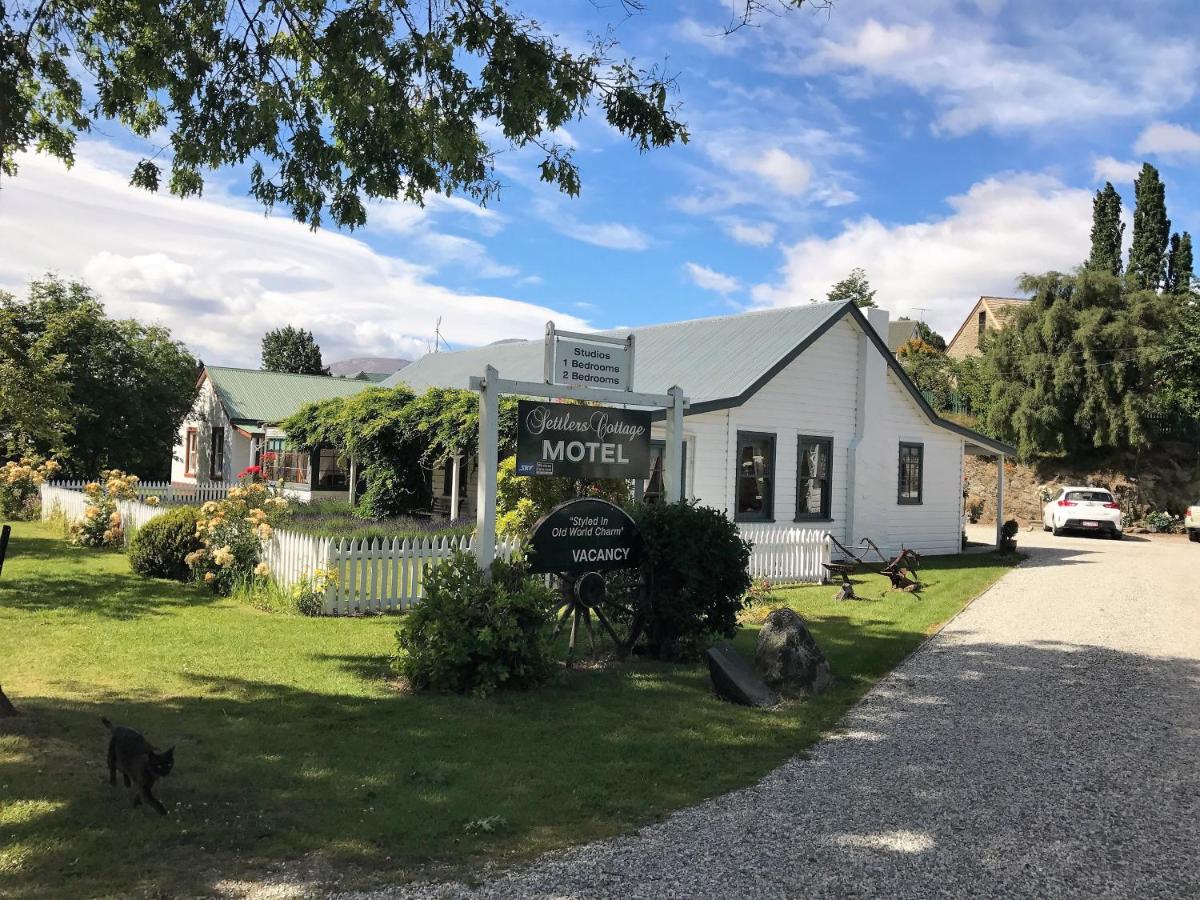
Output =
[{"x1": 350, "y1": 528, "x2": 1200, "y2": 900}]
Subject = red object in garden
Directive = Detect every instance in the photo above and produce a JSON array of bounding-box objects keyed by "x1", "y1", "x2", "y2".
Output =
[{"x1": 238, "y1": 465, "x2": 263, "y2": 481}]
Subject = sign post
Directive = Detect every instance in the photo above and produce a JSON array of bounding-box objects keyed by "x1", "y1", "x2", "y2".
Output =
[{"x1": 470, "y1": 323, "x2": 687, "y2": 571}]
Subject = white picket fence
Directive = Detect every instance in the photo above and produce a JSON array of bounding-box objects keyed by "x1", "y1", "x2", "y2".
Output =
[
  {"x1": 265, "y1": 529, "x2": 523, "y2": 614},
  {"x1": 39, "y1": 484, "x2": 92, "y2": 525},
  {"x1": 740, "y1": 525, "x2": 831, "y2": 584},
  {"x1": 40, "y1": 485, "x2": 170, "y2": 546},
  {"x1": 39, "y1": 484, "x2": 830, "y2": 611},
  {"x1": 44, "y1": 479, "x2": 234, "y2": 503},
  {"x1": 116, "y1": 499, "x2": 168, "y2": 539},
  {"x1": 315, "y1": 533, "x2": 523, "y2": 615}
]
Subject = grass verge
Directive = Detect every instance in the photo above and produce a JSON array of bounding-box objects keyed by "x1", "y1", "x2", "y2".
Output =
[{"x1": 0, "y1": 521, "x2": 1019, "y2": 898}]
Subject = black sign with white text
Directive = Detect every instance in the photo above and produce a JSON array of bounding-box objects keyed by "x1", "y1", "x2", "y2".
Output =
[
  {"x1": 515, "y1": 400, "x2": 650, "y2": 480},
  {"x1": 526, "y1": 498, "x2": 644, "y2": 574}
]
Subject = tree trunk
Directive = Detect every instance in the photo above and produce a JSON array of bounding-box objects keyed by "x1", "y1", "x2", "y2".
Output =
[{"x1": 0, "y1": 685, "x2": 17, "y2": 718}]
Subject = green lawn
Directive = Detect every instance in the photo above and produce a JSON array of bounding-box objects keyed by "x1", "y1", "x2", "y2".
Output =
[{"x1": 0, "y1": 521, "x2": 1019, "y2": 898}]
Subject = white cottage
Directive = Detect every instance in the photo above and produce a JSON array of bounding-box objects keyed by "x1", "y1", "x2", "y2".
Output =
[
  {"x1": 171, "y1": 367, "x2": 366, "y2": 499},
  {"x1": 382, "y1": 302, "x2": 1014, "y2": 554}
]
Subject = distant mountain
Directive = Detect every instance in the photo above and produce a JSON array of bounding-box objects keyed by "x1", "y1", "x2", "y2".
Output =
[{"x1": 326, "y1": 357, "x2": 411, "y2": 378}]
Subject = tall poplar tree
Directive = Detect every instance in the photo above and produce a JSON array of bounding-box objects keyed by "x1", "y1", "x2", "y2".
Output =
[
  {"x1": 1086, "y1": 182, "x2": 1124, "y2": 276},
  {"x1": 1127, "y1": 163, "x2": 1171, "y2": 291},
  {"x1": 1166, "y1": 232, "x2": 1194, "y2": 294}
]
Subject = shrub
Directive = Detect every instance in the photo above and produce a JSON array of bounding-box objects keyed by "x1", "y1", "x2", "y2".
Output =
[
  {"x1": 965, "y1": 495, "x2": 985, "y2": 523},
  {"x1": 630, "y1": 501, "x2": 753, "y2": 661},
  {"x1": 0, "y1": 457, "x2": 60, "y2": 519},
  {"x1": 67, "y1": 470, "x2": 140, "y2": 548},
  {"x1": 395, "y1": 552, "x2": 557, "y2": 696},
  {"x1": 128, "y1": 506, "x2": 203, "y2": 581},
  {"x1": 745, "y1": 576, "x2": 778, "y2": 607},
  {"x1": 187, "y1": 483, "x2": 289, "y2": 594},
  {"x1": 292, "y1": 567, "x2": 338, "y2": 616}
]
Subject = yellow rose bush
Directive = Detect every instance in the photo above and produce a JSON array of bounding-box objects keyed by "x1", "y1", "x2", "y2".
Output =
[
  {"x1": 0, "y1": 457, "x2": 59, "y2": 519},
  {"x1": 292, "y1": 566, "x2": 338, "y2": 616},
  {"x1": 68, "y1": 469, "x2": 140, "y2": 548},
  {"x1": 188, "y1": 483, "x2": 289, "y2": 594}
]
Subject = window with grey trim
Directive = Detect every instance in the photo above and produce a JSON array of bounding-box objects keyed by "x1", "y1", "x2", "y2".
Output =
[
  {"x1": 898, "y1": 442, "x2": 924, "y2": 504},
  {"x1": 796, "y1": 435, "x2": 832, "y2": 520},
  {"x1": 735, "y1": 431, "x2": 775, "y2": 521}
]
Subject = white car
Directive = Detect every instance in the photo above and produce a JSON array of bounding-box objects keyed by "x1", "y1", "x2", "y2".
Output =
[
  {"x1": 1043, "y1": 486, "x2": 1123, "y2": 539},
  {"x1": 1187, "y1": 501, "x2": 1200, "y2": 543}
]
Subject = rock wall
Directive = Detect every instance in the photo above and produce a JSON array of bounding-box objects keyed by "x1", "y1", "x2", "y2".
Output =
[{"x1": 964, "y1": 444, "x2": 1200, "y2": 526}]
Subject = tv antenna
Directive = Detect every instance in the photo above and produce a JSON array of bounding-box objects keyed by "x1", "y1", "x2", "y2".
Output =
[
  {"x1": 912, "y1": 307, "x2": 930, "y2": 321},
  {"x1": 431, "y1": 317, "x2": 452, "y2": 353}
]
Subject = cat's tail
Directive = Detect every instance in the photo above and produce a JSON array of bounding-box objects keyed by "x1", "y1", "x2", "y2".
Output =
[{"x1": 101, "y1": 717, "x2": 113, "y2": 730}]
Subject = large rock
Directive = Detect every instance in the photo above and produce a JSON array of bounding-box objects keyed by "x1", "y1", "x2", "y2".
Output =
[
  {"x1": 755, "y1": 608, "x2": 832, "y2": 697},
  {"x1": 705, "y1": 642, "x2": 779, "y2": 708}
]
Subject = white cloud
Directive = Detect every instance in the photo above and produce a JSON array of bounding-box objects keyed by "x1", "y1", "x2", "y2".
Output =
[
  {"x1": 684, "y1": 262, "x2": 741, "y2": 295},
  {"x1": 675, "y1": 18, "x2": 738, "y2": 57},
  {"x1": 1091, "y1": 156, "x2": 1141, "y2": 184},
  {"x1": 750, "y1": 147, "x2": 813, "y2": 196},
  {"x1": 534, "y1": 199, "x2": 650, "y2": 250},
  {"x1": 751, "y1": 172, "x2": 1092, "y2": 337},
  {"x1": 724, "y1": 219, "x2": 777, "y2": 247},
  {"x1": 1134, "y1": 121, "x2": 1200, "y2": 158},
  {"x1": 780, "y1": 12, "x2": 1198, "y2": 137},
  {"x1": 0, "y1": 143, "x2": 589, "y2": 366}
]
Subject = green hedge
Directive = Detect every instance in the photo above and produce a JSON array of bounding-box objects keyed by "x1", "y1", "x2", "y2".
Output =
[{"x1": 128, "y1": 506, "x2": 203, "y2": 582}]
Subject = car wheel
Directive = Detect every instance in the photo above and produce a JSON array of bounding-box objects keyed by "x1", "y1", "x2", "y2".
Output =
[
  {"x1": 1052, "y1": 524, "x2": 1063, "y2": 537},
  {"x1": 1189, "y1": 530, "x2": 1200, "y2": 543},
  {"x1": 1043, "y1": 521, "x2": 1051, "y2": 532},
  {"x1": 1111, "y1": 531, "x2": 1123, "y2": 541}
]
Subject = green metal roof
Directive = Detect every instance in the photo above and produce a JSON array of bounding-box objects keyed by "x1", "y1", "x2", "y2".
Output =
[
  {"x1": 383, "y1": 302, "x2": 846, "y2": 405},
  {"x1": 205, "y1": 366, "x2": 371, "y2": 426},
  {"x1": 381, "y1": 302, "x2": 1016, "y2": 457}
]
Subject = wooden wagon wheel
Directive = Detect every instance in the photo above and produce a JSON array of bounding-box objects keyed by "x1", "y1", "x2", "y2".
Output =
[{"x1": 551, "y1": 568, "x2": 647, "y2": 663}]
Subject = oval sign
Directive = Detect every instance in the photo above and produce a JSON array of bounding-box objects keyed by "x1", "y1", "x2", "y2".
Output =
[{"x1": 526, "y1": 498, "x2": 644, "y2": 574}]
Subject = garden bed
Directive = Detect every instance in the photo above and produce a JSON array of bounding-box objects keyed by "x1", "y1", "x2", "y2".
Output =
[
  {"x1": 279, "y1": 498, "x2": 472, "y2": 543},
  {"x1": 0, "y1": 521, "x2": 1019, "y2": 898}
]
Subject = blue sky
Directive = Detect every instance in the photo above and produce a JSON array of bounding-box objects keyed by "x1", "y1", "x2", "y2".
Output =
[{"x1": 1, "y1": 0, "x2": 1197, "y2": 366}]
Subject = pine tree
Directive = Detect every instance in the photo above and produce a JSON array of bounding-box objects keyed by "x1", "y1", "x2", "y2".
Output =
[
  {"x1": 1086, "y1": 182, "x2": 1124, "y2": 276},
  {"x1": 1165, "y1": 232, "x2": 1194, "y2": 294},
  {"x1": 1127, "y1": 163, "x2": 1170, "y2": 291}
]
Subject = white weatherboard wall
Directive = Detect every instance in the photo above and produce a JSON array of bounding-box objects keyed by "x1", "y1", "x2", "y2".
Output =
[
  {"x1": 171, "y1": 378, "x2": 248, "y2": 485},
  {"x1": 649, "y1": 312, "x2": 967, "y2": 557},
  {"x1": 882, "y1": 367, "x2": 965, "y2": 555}
]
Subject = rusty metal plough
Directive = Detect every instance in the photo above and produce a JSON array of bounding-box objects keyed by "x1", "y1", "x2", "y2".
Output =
[{"x1": 823, "y1": 534, "x2": 922, "y2": 599}]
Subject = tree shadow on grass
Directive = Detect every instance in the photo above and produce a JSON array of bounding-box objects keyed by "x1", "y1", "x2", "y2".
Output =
[
  {"x1": 0, "y1": 530, "x2": 72, "y2": 563},
  {"x1": 2, "y1": 641, "x2": 1197, "y2": 899},
  {"x1": 0, "y1": 571, "x2": 216, "y2": 619}
]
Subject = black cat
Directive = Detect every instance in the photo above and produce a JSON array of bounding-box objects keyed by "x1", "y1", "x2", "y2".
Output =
[{"x1": 102, "y1": 717, "x2": 175, "y2": 815}]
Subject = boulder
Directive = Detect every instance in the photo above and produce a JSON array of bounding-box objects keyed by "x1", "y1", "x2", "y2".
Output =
[
  {"x1": 705, "y1": 642, "x2": 779, "y2": 707},
  {"x1": 755, "y1": 608, "x2": 832, "y2": 697}
]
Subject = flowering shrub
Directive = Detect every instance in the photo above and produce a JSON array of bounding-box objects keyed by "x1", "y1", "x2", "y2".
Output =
[
  {"x1": 237, "y1": 464, "x2": 263, "y2": 482},
  {"x1": 292, "y1": 566, "x2": 338, "y2": 616},
  {"x1": 186, "y1": 483, "x2": 289, "y2": 594},
  {"x1": 68, "y1": 470, "x2": 140, "y2": 548},
  {"x1": 0, "y1": 457, "x2": 59, "y2": 519},
  {"x1": 745, "y1": 577, "x2": 778, "y2": 607}
]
